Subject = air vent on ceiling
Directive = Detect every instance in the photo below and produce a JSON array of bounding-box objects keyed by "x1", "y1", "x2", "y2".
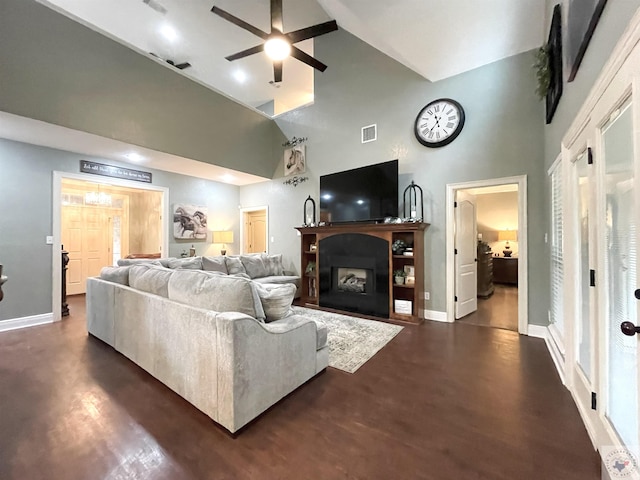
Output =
[
  {"x1": 143, "y1": 0, "x2": 167, "y2": 14},
  {"x1": 361, "y1": 124, "x2": 377, "y2": 143}
]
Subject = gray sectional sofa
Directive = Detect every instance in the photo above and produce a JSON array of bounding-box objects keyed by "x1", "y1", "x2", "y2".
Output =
[
  {"x1": 117, "y1": 253, "x2": 302, "y2": 298},
  {"x1": 87, "y1": 258, "x2": 328, "y2": 434}
]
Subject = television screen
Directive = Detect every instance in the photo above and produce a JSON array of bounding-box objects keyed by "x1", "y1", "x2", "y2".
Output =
[{"x1": 320, "y1": 160, "x2": 398, "y2": 223}]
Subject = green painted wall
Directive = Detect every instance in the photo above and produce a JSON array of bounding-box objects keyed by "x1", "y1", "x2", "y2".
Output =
[
  {"x1": 241, "y1": 30, "x2": 548, "y2": 323},
  {"x1": 0, "y1": 138, "x2": 240, "y2": 322},
  {"x1": 0, "y1": 0, "x2": 279, "y2": 179}
]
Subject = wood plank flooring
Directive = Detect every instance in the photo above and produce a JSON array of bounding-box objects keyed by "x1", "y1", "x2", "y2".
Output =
[
  {"x1": 457, "y1": 285, "x2": 519, "y2": 331},
  {"x1": 0, "y1": 295, "x2": 600, "y2": 479}
]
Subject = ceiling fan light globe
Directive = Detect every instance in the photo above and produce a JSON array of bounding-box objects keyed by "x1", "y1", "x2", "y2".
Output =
[{"x1": 264, "y1": 37, "x2": 291, "y2": 60}]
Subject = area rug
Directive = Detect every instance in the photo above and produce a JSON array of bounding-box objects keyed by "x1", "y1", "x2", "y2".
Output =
[{"x1": 291, "y1": 306, "x2": 403, "y2": 373}]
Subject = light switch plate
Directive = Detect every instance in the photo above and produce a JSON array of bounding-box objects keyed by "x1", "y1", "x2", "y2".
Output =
[{"x1": 46, "y1": 236, "x2": 54, "y2": 245}]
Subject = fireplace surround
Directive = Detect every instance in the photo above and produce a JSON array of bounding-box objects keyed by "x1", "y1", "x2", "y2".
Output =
[
  {"x1": 319, "y1": 233, "x2": 389, "y2": 318},
  {"x1": 296, "y1": 222, "x2": 427, "y2": 324}
]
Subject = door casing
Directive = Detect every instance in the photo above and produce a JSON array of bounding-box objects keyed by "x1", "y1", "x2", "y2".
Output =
[
  {"x1": 445, "y1": 175, "x2": 528, "y2": 333},
  {"x1": 52, "y1": 171, "x2": 169, "y2": 321}
]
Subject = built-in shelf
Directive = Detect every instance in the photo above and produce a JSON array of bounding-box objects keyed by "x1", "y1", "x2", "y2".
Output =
[{"x1": 296, "y1": 222, "x2": 428, "y2": 324}]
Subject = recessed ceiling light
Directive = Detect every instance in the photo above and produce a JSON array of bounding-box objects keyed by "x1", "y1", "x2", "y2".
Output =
[
  {"x1": 159, "y1": 24, "x2": 178, "y2": 42},
  {"x1": 233, "y1": 70, "x2": 247, "y2": 83},
  {"x1": 221, "y1": 174, "x2": 234, "y2": 183},
  {"x1": 125, "y1": 152, "x2": 144, "y2": 162}
]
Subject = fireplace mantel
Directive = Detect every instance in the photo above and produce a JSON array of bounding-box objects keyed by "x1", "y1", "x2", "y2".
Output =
[{"x1": 296, "y1": 222, "x2": 428, "y2": 324}]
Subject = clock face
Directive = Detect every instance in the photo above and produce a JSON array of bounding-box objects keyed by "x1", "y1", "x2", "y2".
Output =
[{"x1": 414, "y1": 98, "x2": 465, "y2": 148}]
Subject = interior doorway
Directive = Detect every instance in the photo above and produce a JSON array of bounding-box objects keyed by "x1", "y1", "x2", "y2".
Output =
[
  {"x1": 52, "y1": 172, "x2": 169, "y2": 320},
  {"x1": 240, "y1": 206, "x2": 268, "y2": 254},
  {"x1": 446, "y1": 176, "x2": 528, "y2": 334}
]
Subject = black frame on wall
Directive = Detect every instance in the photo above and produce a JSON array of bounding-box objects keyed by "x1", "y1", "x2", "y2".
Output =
[
  {"x1": 546, "y1": 4, "x2": 563, "y2": 125},
  {"x1": 566, "y1": 0, "x2": 608, "y2": 82}
]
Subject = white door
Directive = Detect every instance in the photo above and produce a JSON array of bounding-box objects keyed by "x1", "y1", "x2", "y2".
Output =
[
  {"x1": 599, "y1": 97, "x2": 639, "y2": 456},
  {"x1": 564, "y1": 48, "x2": 640, "y2": 469},
  {"x1": 455, "y1": 191, "x2": 477, "y2": 319}
]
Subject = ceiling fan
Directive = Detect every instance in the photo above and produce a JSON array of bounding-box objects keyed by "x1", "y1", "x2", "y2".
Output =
[{"x1": 211, "y1": 0, "x2": 338, "y2": 83}]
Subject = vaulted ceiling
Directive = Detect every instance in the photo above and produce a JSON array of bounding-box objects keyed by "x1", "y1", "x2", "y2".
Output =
[{"x1": 39, "y1": 0, "x2": 544, "y2": 116}]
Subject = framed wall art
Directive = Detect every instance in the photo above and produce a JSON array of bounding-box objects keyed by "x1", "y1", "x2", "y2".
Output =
[
  {"x1": 173, "y1": 204, "x2": 208, "y2": 240},
  {"x1": 284, "y1": 145, "x2": 306, "y2": 177},
  {"x1": 566, "y1": 0, "x2": 608, "y2": 82},
  {"x1": 546, "y1": 4, "x2": 563, "y2": 124}
]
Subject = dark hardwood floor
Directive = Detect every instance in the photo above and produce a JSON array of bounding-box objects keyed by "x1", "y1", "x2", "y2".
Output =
[
  {"x1": 0, "y1": 294, "x2": 600, "y2": 479},
  {"x1": 457, "y1": 285, "x2": 519, "y2": 331}
]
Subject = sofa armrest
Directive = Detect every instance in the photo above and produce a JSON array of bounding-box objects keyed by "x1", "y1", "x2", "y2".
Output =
[{"x1": 215, "y1": 312, "x2": 318, "y2": 432}]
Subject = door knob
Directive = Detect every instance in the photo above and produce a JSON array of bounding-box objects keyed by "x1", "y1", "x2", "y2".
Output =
[
  {"x1": 621, "y1": 321, "x2": 640, "y2": 336},
  {"x1": 635, "y1": 289, "x2": 640, "y2": 300}
]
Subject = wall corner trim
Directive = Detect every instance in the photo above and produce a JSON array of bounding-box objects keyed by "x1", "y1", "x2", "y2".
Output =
[
  {"x1": 424, "y1": 310, "x2": 448, "y2": 322},
  {"x1": 527, "y1": 324, "x2": 566, "y2": 385},
  {"x1": 0, "y1": 312, "x2": 54, "y2": 333}
]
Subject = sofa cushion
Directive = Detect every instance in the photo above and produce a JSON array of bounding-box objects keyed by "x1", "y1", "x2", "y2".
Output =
[
  {"x1": 168, "y1": 270, "x2": 266, "y2": 321},
  {"x1": 129, "y1": 265, "x2": 175, "y2": 297},
  {"x1": 253, "y1": 275, "x2": 301, "y2": 299},
  {"x1": 225, "y1": 256, "x2": 246, "y2": 275},
  {"x1": 117, "y1": 258, "x2": 163, "y2": 267},
  {"x1": 240, "y1": 254, "x2": 268, "y2": 279},
  {"x1": 202, "y1": 255, "x2": 228, "y2": 274},
  {"x1": 254, "y1": 283, "x2": 296, "y2": 323},
  {"x1": 99, "y1": 266, "x2": 130, "y2": 285},
  {"x1": 168, "y1": 256, "x2": 203, "y2": 270},
  {"x1": 263, "y1": 254, "x2": 285, "y2": 276}
]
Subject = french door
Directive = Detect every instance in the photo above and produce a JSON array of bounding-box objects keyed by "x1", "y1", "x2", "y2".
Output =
[{"x1": 564, "y1": 54, "x2": 640, "y2": 465}]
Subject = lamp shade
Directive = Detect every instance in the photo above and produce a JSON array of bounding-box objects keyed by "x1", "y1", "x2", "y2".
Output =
[
  {"x1": 498, "y1": 230, "x2": 517, "y2": 242},
  {"x1": 212, "y1": 231, "x2": 234, "y2": 244}
]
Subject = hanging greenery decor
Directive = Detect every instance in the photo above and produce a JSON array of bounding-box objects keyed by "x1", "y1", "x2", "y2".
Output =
[{"x1": 533, "y1": 45, "x2": 551, "y2": 100}]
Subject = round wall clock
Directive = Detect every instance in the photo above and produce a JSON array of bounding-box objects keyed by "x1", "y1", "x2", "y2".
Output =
[{"x1": 414, "y1": 98, "x2": 465, "y2": 148}]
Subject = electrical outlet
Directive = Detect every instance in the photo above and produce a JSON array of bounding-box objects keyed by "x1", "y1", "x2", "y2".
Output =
[
  {"x1": 424, "y1": 292, "x2": 430, "y2": 301},
  {"x1": 271, "y1": 236, "x2": 275, "y2": 243}
]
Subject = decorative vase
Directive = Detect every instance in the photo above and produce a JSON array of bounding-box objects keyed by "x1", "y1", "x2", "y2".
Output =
[{"x1": 394, "y1": 276, "x2": 405, "y2": 285}]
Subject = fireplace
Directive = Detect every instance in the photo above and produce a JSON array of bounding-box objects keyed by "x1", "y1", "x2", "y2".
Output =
[
  {"x1": 319, "y1": 233, "x2": 389, "y2": 318},
  {"x1": 336, "y1": 267, "x2": 368, "y2": 294}
]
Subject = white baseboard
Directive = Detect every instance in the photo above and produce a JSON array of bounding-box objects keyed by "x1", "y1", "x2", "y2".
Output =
[
  {"x1": 527, "y1": 324, "x2": 565, "y2": 385},
  {"x1": 424, "y1": 309, "x2": 448, "y2": 322},
  {"x1": 0, "y1": 312, "x2": 54, "y2": 333}
]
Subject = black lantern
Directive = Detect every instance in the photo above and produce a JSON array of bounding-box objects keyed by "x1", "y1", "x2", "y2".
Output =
[
  {"x1": 403, "y1": 181, "x2": 424, "y2": 221},
  {"x1": 303, "y1": 195, "x2": 316, "y2": 226}
]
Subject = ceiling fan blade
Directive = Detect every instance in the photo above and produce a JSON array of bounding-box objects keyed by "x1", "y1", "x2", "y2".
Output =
[
  {"x1": 211, "y1": 6, "x2": 269, "y2": 40},
  {"x1": 286, "y1": 20, "x2": 338, "y2": 44},
  {"x1": 271, "y1": 0, "x2": 283, "y2": 33},
  {"x1": 273, "y1": 61, "x2": 283, "y2": 83},
  {"x1": 290, "y1": 46, "x2": 327, "y2": 72},
  {"x1": 174, "y1": 62, "x2": 191, "y2": 70},
  {"x1": 225, "y1": 44, "x2": 264, "y2": 61}
]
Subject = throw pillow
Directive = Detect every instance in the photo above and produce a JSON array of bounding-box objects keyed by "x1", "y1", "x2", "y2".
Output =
[
  {"x1": 202, "y1": 255, "x2": 228, "y2": 274},
  {"x1": 117, "y1": 258, "x2": 163, "y2": 267},
  {"x1": 99, "y1": 266, "x2": 130, "y2": 285},
  {"x1": 225, "y1": 256, "x2": 246, "y2": 275},
  {"x1": 264, "y1": 254, "x2": 285, "y2": 276},
  {"x1": 254, "y1": 283, "x2": 296, "y2": 323},
  {"x1": 167, "y1": 270, "x2": 266, "y2": 321},
  {"x1": 168, "y1": 257, "x2": 203, "y2": 270},
  {"x1": 240, "y1": 254, "x2": 268, "y2": 279},
  {"x1": 129, "y1": 265, "x2": 175, "y2": 297}
]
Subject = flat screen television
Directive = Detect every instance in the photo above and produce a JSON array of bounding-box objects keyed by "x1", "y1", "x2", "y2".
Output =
[{"x1": 320, "y1": 159, "x2": 398, "y2": 224}]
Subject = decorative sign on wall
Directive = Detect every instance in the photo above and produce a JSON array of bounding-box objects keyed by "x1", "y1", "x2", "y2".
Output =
[{"x1": 80, "y1": 160, "x2": 152, "y2": 183}]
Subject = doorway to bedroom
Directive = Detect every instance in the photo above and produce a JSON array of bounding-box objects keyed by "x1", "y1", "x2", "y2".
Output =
[{"x1": 446, "y1": 175, "x2": 528, "y2": 334}]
